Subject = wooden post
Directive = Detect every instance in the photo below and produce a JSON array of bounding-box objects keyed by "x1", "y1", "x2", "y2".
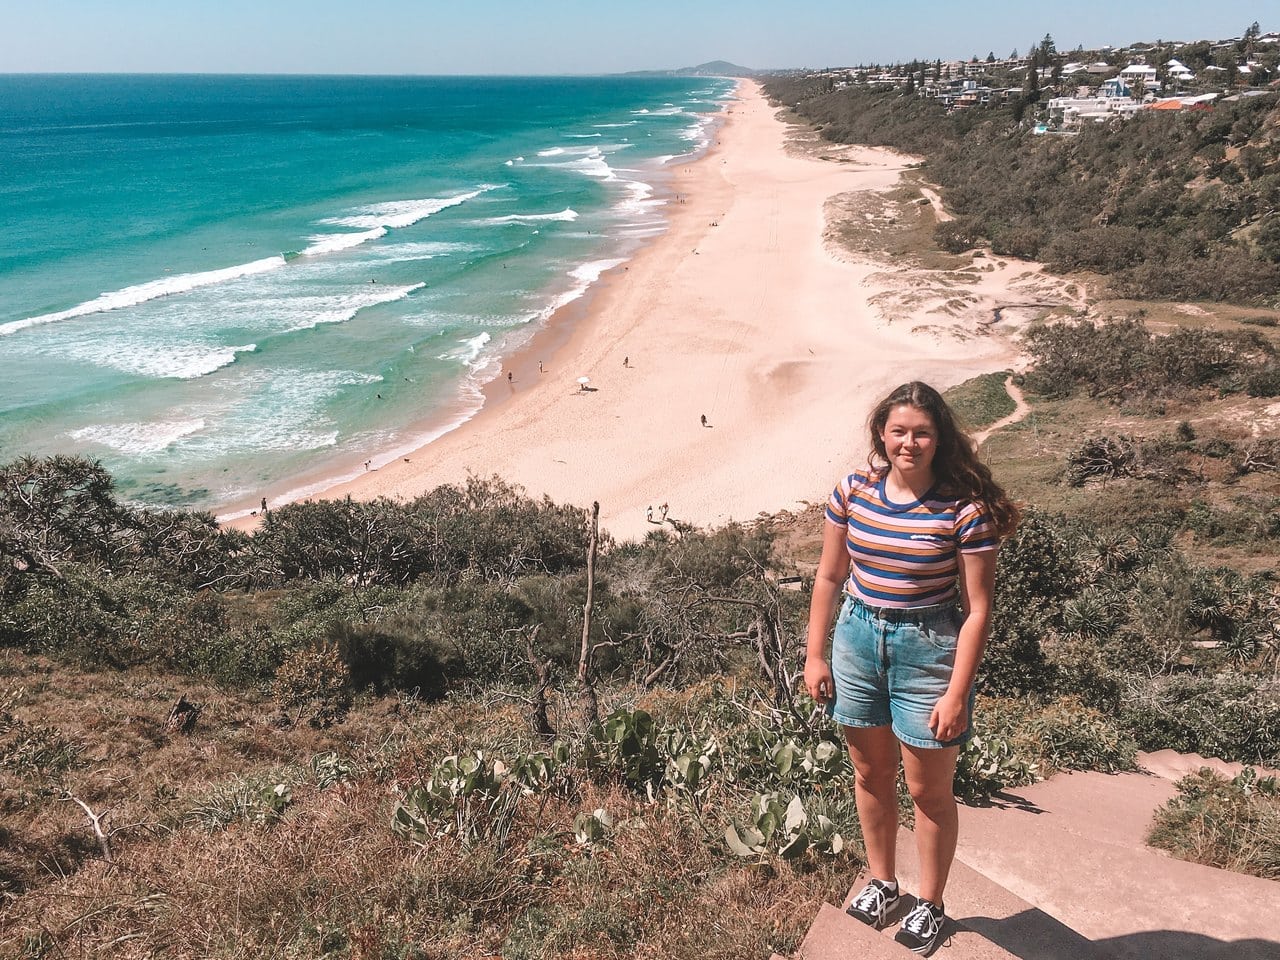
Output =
[
  {"x1": 577, "y1": 501, "x2": 600, "y2": 727},
  {"x1": 523, "y1": 625, "x2": 556, "y2": 740}
]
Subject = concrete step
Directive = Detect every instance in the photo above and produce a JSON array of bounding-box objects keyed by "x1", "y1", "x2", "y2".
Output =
[
  {"x1": 797, "y1": 902, "x2": 917, "y2": 960},
  {"x1": 955, "y1": 771, "x2": 1280, "y2": 959},
  {"x1": 978, "y1": 770, "x2": 1176, "y2": 851},
  {"x1": 852, "y1": 827, "x2": 1098, "y2": 960},
  {"x1": 1137, "y1": 749, "x2": 1252, "y2": 783}
]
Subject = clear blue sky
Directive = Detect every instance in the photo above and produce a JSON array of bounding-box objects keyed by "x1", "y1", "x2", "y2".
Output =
[{"x1": 0, "y1": 1, "x2": 1269, "y2": 74}]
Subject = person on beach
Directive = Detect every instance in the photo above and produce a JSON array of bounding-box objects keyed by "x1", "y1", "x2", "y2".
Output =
[
  {"x1": 646, "y1": 505, "x2": 654, "y2": 523},
  {"x1": 804, "y1": 381, "x2": 1018, "y2": 956}
]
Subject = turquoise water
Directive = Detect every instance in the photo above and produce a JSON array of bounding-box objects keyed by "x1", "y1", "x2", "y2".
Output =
[{"x1": 0, "y1": 74, "x2": 733, "y2": 513}]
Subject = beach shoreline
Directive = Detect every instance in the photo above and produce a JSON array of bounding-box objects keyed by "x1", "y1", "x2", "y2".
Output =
[
  {"x1": 219, "y1": 104, "x2": 730, "y2": 528},
  {"x1": 229, "y1": 80, "x2": 1072, "y2": 541}
]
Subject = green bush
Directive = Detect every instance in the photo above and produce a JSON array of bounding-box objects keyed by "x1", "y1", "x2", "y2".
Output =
[
  {"x1": 944, "y1": 373, "x2": 1016, "y2": 429},
  {"x1": 1120, "y1": 674, "x2": 1280, "y2": 766},
  {"x1": 1148, "y1": 768, "x2": 1280, "y2": 879},
  {"x1": 271, "y1": 645, "x2": 351, "y2": 727},
  {"x1": 4, "y1": 568, "x2": 224, "y2": 669},
  {"x1": 1017, "y1": 697, "x2": 1138, "y2": 774}
]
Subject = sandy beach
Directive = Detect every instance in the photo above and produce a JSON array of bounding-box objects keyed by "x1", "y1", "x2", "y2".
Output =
[{"x1": 261, "y1": 80, "x2": 1071, "y2": 541}]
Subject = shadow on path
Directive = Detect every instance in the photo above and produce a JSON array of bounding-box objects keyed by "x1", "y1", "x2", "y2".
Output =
[{"x1": 960, "y1": 908, "x2": 1280, "y2": 960}]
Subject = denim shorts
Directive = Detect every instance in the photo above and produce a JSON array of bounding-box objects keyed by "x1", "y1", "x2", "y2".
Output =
[{"x1": 829, "y1": 594, "x2": 974, "y2": 749}]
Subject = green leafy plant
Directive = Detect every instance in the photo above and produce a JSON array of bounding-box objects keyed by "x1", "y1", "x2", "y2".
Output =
[
  {"x1": 954, "y1": 734, "x2": 1039, "y2": 802},
  {"x1": 309, "y1": 752, "x2": 355, "y2": 790},
  {"x1": 392, "y1": 752, "x2": 522, "y2": 847},
  {"x1": 725, "y1": 792, "x2": 845, "y2": 861},
  {"x1": 573, "y1": 808, "x2": 614, "y2": 846}
]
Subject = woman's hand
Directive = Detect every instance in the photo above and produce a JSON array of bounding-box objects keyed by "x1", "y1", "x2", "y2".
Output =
[
  {"x1": 929, "y1": 691, "x2": 969, "y2": 743},
  {"x1": 804, "y1": 656, "x2": 834, "y2": 704}
]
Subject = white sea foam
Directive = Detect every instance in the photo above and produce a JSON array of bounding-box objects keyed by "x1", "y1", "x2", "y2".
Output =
[
  {"x1": 616, "y1": 180, "x2": 663, "y2": 218},
  {"x1": 279, "y1": 282, "x2": 426, "y2": 332},
  {"x1": 70, "y1": 419, "x2": 207, "y2": 456},
  {"x1": 301, "y1": 227, "x2": 388, "y2": 256},
  {"x1": 568, "y1": 259, "x2": 626, "y2": 285},
  {"x1": 566, "y1": 133, "x2": 602, "y2": 138},
  {"x1": 480, "y1": 208, "x2": 579, "y2": 225},
  {"x1": 593, "y1": 121, "x2": 639, "y2": 128},
  {"x1": 537, "y1": 147, "x2": 567, "y2": 157},
  {"x1": 0, "y1": 256, "x2": 286, "y2": 336},
  {"x1": 319, "y1": 186, "x2": 497, "y2": 230},
  {"x1": 437, "y1": 331, "x2": 491, "y2": 368},
  {"x1": 517, "y1": 258, "x2": 628, "y2": 327},
  {"x1": 191, "y1": 369, "x2": 381, "y2": 458},
  {"x1": 504, "y1": 156, "x2": 525, "y2": 166},
  {"x1": 64, "y1": 341, "x2": 258, "y2": 380},
  {"x1": 367, "y1": 240, "x2": 474, "y2": 262}
]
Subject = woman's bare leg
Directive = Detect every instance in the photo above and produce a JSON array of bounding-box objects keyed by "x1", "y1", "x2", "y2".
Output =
[
  {"x1": 900, "y1": 742, "x2": 961, "y2": 904},
  {"x1": 844, "y1": 725, "x2": 902, "y2": 883}
]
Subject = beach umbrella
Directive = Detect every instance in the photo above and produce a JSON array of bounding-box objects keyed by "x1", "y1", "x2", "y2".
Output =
[{"x1": 577, "y1": 376, "x2": 591, "y2": 385}]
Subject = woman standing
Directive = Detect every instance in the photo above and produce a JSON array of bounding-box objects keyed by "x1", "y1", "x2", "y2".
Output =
[{"x1": 804, "y1": 381, "x2": 1019, "y2": 955}]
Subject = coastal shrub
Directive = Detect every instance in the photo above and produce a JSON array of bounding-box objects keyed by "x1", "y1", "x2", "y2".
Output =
[
  {"x1": 410, "y1": 475, "x2": 592, "y2": 581},
  {"x1": 943, "y1": 372, "x2": 1015, "y2": 429},
  {"x1": 271, "y1": 645, "x2": 351, "y2": 727},
  {"x1": 248, "y1": 496, "x2": 438, "y2": 586},
  {"x1": 1148, "y1": 768, "x2": 1280, "y2": 879},
  {"x1": 0, "y1": 455, "x2": 248, "y2": 593},
  {"x1": 4, "y1": 568, "x2": 222, "y2": 669},
  {"x1": 934, "y1": 219, "x2": 982, "y2": 253},
  {"x1": 0, "y1": 455, "x2": 125, "y2": 578},
  {"x1": 1018, "y1": 697, "x2": 1138, "y2": 774},
  {"x1": 248, "y1": 476, "x2": 591, "y2": 588},
  {"x1": 767, "y1": 79, "x2": 1280, "y2": 303},
  {"x1": 336, "y1": 578, "x2": 534, "y2": 695},
  {"x1": 1244, "y1": 365, "x2": 1280, "y2": 397},
  {"x1": 1024, "y1": 319, "x2": 1276, "y2": 400},
  {"x1": 1119, "y1": 673, "x2": 1280, "y2": 766},
  {"x1": 979, "y1": 510, "x2": 1081, "y2": 697}
]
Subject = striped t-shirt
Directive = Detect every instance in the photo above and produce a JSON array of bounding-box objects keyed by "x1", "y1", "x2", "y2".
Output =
[{"x1": 826, "y1": 470, "x2": 998, "y2": 608}]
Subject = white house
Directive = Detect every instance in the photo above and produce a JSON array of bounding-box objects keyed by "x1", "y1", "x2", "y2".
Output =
[
  {"x1": 1119, "y1": 62, "x2": 1159, "y2": 83},
  {"x1": 1046, "y1": 95, "x2": 1143, "y2": 129},
  {"x1": 1165, "y1": 58, "x2": 1195, "y2": 82}
]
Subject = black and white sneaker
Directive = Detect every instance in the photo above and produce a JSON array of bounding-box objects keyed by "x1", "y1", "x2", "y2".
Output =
[
  {"x1": 895, "y1": 898, "x2": 946, "y2": 955},
  {"x1": 844, "y1": 877, "x2": 901, "y2": 928}
]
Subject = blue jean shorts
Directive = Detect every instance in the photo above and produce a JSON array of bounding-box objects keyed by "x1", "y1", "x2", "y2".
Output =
[{"x1": 829, "y1": 594, "x2": 974, "y2": 749}]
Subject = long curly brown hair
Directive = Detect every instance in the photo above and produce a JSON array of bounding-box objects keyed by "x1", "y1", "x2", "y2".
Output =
[{"x1": 866, "y1": 381, "x2": 1020, "y2": 538}]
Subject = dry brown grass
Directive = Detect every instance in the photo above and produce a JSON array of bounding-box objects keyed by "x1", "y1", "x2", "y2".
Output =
[{"x1": 1, "y1": 654, "x2": 854, "y2": 959}]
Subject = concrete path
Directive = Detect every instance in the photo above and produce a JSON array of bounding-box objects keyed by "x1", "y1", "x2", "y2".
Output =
[{"x1": 774, "y1": 761, "x2": 1280, "y2": 960}]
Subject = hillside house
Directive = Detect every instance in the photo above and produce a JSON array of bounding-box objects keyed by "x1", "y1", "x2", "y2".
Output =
[
  {"x1": 1119, "y1": 62, "x2": 1160, "y2": 89},
  {"x1": 1100, "y1": 77, "x2": 1133, "y2": 98},
  {"x1": 1045, "y1": 94, "x2": 1142, "y2": 129}
]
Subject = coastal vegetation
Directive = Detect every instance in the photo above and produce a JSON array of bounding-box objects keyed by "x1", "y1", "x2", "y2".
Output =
[
  {"x1": 763, "y1": 78, "x2": 1280, "y2": 304},
  {"x1": 4, "y1": 303, "x2": 1280, "y2": 954}
]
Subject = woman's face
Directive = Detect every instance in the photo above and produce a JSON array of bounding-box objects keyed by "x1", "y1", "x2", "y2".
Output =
[{"x1": 880, "y1": 403, "x2": 938, "y2": 479}]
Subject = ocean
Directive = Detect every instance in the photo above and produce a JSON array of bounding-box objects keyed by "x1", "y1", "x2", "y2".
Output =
[{"x1": 0, "y1": 74, "x2": 734, "y2": 515}]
